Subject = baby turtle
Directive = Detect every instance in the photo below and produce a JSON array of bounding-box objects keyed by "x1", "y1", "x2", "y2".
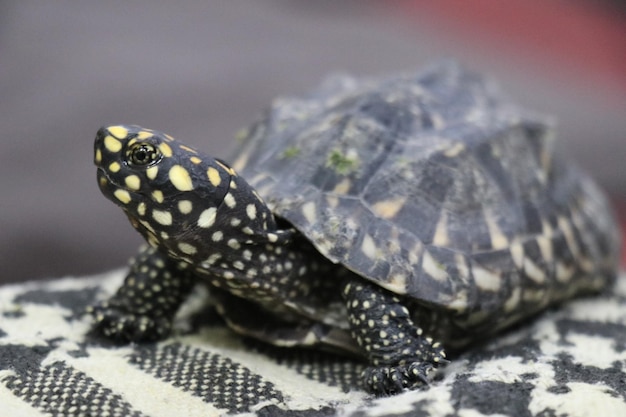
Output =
[{"x1": 90, "y1": 62, "x2": 620, "y2": 395}]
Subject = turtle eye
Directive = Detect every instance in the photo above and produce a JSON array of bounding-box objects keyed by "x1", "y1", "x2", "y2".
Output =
[{"x1": 128, "y1": 143, "x2": 161, "y2": 167}]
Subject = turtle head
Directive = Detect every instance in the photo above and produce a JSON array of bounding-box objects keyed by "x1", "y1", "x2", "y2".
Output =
[{"x1": 94, "y1": 125, "x2": 277, "y2": 263}]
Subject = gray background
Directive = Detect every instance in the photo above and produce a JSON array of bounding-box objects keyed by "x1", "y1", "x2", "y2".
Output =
[{"x1": 1, "y1": 1, "x2": 625, "y2": 284}]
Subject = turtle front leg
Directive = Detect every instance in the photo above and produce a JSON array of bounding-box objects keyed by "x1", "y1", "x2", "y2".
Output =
[
  {"x1": 342, "y1": 279, "x2": 447, "y2": 396},
  {"x1": 88, "y1": 246, "x2": 195, "y2": 343}
]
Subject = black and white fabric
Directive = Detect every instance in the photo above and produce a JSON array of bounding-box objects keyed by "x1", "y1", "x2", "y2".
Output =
[{"x1": 1, "y1": 270, "x2": 625, "y2": 417}]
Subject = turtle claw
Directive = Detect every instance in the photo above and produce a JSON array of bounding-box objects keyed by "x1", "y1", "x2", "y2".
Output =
[
  {"x1": 363, "y1": 362, "x2": 435, "y2": 396},
  {"x1": 87, "y1": 302, "x2": 171, "y2": 343}
]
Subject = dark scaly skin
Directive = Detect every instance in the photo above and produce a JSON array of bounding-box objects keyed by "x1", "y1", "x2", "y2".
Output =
[
  {"x1": 343, "y1": 280, "x2": 447, "y2": 394},
  {"x1": 88, "y1": 246, "x2": 195, "y2": 342},
  {"x1": 91, "y1": 125, "x2": 446, "y2": 395}
]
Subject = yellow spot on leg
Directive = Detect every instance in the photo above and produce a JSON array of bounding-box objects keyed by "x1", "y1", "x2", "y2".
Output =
[{"x1": 169, "y1": 165, "x2": 194, "y2": 191}]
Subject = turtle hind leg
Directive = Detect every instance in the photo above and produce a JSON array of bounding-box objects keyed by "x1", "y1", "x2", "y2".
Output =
[
  {"x1": 87, "y1": 246, "x2": 195, "y2": 343},
  {"x1": 341, "y1": 278, "x2": 447, "y2": 396}
]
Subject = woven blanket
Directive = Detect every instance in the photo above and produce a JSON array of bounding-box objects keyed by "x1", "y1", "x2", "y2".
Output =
[{"x1": 1, "y1": 271, "x2": 625, "y2": 417}]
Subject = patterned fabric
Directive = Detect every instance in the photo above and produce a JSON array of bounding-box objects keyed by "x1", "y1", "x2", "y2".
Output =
[{"x1": 1, "y1": 271, "x2": 625, "y2": 417}]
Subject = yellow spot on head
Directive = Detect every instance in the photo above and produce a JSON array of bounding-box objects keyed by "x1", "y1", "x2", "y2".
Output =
[
  {"x1": 137, "y1": 202, "x2": 146, "y2": 216},
  {"x1": 136, "y1": 131, "x2": 153, "y2": 140},
  {"x1": 125, "y1": 175, "x2": 141, "y2": 191},
  {"x1": 107, "y1": 126, "x2": 129, "y2": 140},
  {"x1": 104, "y1": 135, "x2": 122, "y2": 153},
  {"x1": 190, "y1": 156, "x2": 202, "y2": 164},
  {"x1": 95, "y1": 149, "x2": 102, "y2": 164},
  {"x1": 114, "y1": 189, "x2": 132, "y2": 204},
  {"x1": 169, "y1": 165, "x2": 194, "y2": 191},
  {"x1": 109, "y1": 162, "x2": 121, "y2": 173},
  {"x1": 158, "y1": 142, "x2": 173, "y2": 158},
  {"x1": 146, "y1": 166, "x2": 159, "y2": 180},
  {"x1": 216, "y1": 160, "x2": 236, "y2": 176},
  {"x1": 180, "y1": 145, "x2": 197, "y2": 154},
  {"x1": 207, "y1": 167, "x2": 222, "y2": 187}
]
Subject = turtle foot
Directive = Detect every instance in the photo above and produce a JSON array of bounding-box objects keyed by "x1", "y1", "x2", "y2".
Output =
[
  {"x1": 363, "y1": 362, "x2": 437, "y2": 396},
  {"x1": 87, "y1": 302, "x2": 171, "y2": 343}
]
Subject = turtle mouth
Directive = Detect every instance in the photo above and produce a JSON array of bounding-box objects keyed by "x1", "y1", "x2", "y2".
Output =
[
  {"x1": 96, "y1": 167, "x2": 119, "y2": 189},
  {"x1": 96, "y1": 168, "x2": 138, "y2": 204}
]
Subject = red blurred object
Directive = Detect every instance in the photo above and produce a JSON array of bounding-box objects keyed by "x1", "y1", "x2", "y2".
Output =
[
  {"x1": 395, "y1": 0, "x2": 626, "y2": 92},
  {"x1": 395, "y1": 0, "x2": 626, "y2": 266}
]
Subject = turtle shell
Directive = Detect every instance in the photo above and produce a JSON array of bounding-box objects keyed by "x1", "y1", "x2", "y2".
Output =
[{"x1": 231, "y1": 62, "x2": 619, "y2": 317}]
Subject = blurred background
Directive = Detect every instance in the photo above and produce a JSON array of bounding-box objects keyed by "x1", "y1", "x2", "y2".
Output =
[{"x1": 1, "y1": 0, "x2": 625, "y2": 285}]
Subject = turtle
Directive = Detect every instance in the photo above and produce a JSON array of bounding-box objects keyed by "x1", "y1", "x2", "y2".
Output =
[{"x1": 89, "y1": 61, "x2": 620, "y2": 396}]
